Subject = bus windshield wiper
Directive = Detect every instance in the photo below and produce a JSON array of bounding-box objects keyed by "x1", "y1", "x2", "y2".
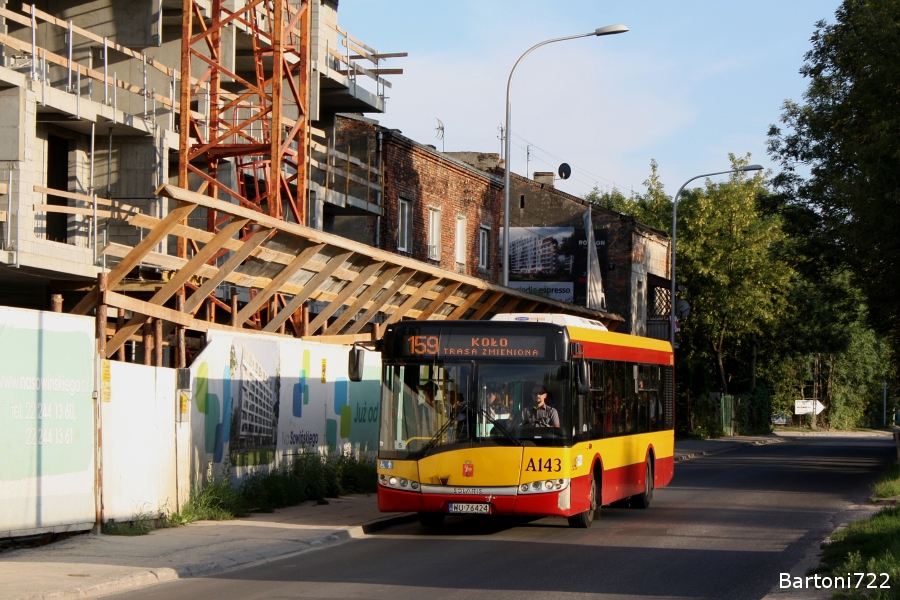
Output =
[
  {"x1": 411, "y1": 416, "x2": 456, "y2": 459},
  {"x1": 476, "y1": 406, "x2": 522, "y2": 446}
]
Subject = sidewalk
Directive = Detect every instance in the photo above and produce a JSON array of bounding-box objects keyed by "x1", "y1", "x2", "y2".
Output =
[
  {"x1": 0, "y1": 495, "x2": 414, "y2": 600},
  {"x1": 674, "y1": 434, "x2": 784, "y2": 462}
]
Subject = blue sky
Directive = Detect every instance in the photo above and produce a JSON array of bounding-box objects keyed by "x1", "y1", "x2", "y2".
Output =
[{"x1": 338, "y1": 0, "x2": 841, "y2": 199}]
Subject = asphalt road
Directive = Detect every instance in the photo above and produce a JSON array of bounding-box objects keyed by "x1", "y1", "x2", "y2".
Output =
[{"x1": 115, "y1": 435, "x2": 895, "y2": 600}]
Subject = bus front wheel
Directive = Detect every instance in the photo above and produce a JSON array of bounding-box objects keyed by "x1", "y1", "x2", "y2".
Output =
[
  {"x1": 418, "y1": 512, "x2": 445, "y2": 528},
  {"x1": 567, "y1": 473, "x2": 598, "y2": 528}
]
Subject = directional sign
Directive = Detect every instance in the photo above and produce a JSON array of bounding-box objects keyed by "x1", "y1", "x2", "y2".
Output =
[{"x1": 795, "y1": 399, "x2": 825, "y2": 415}]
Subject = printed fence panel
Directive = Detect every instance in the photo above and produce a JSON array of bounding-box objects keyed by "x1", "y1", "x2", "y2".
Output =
[
  {"x1": 0, "y1": 308, "x2": 95, "y2": 537},
  {"x1": 189, "y1": 331, "x2": 382, "y2": 484},
  {"x1": 101, "y1": 361, "x2": 177, "y2": 521}
]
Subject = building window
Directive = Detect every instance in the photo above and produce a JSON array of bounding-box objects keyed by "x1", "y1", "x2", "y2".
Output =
[
  {"x1": 427, "y1": 207, "x2": 442, "y2": 260},
  {"x1": 455, "y1": 216, "x2": 467, "y2": 264},
  {"x1": 479, "y1": 226, "x2": 490, "y2": 269},
  {"x1": 398, "y1": 198, "x2": 411, "y2": 252}
]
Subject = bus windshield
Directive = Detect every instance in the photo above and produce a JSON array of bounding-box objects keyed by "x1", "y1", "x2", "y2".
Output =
[{"x1": 379, "y1": 361, "x2": 570, "y2": 460}]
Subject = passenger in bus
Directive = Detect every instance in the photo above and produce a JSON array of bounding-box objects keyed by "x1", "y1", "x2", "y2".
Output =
[
  {"x1": 515, "y1": 385, "x2": 560, "y2": 428},
  {"x1": 488, "y1": 388, "x2": 510, "y2": 420},
  {"x1": 446, "y1": 390, "x2": 468, "y2": 440},
  {"x1": 417, "y1": 382, "x2": 439, "y2": 436}
]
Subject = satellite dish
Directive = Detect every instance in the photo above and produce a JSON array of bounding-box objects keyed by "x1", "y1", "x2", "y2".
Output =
[
  {"x1": 675, "y1": 299, "x2": 691, "y2": 320},
  {"x1": 558, "y1": 163, "x2": 572, "y2": 180}
]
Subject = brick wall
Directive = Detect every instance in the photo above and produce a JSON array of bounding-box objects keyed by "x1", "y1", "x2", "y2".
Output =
[
  {"x1": 381, "y1": 133, "x2": 502, "y2": 283},
  {"x1": 334, "y1": 116, "x2": 503, "y2": 283}
]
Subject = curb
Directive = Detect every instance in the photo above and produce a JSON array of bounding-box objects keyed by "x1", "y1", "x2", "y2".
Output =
[
  {"x1": 12, "y1": 513, "x2": 416, "y2": 600},
  {"x1": 675, "y1": 437, "x2": 785, "y2": 463}
]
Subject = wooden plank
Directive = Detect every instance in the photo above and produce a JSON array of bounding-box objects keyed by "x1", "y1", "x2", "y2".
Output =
[
  {"x1": 382, "y1": 277, "x2": 441, "y2": 327},
  {"x1": 129, "y1": 213, "x2": 295, "y2": 266},
  {"x1": 235, "y1": 243, "x2": 329, "y2": 327},
  {"x1": 337, "y1": 68, "x2": 403, "y2": 76},
  {"x1": 104, "y1": 217, "x2": 249, "y2": 357},
  {"x1": 263, "y1": 249, "x2": 353, "y2": 332},
  {"x1": 329, "y1": 265, "x2": 401, "y2": 333},
  {"x1": 183, "y1": 226, "x2": 274, "y2": 315},
  {"x1": 103, "y1": 290, "x2": 197, "y2": 329},
  {"x1": 307, "y1": 261, "x2": 385, "y2": 334},
  {"x1": 349, "y1": 52, "x2": 408, "y2": 60},
  {"x1": 447, "y1": 288, "x2": 485, "y2": 319},
  {"x1": 157, "y1": 185, "x2": 623, "y2": 324},
  {"x1": 0, "y1": 182, "x2": 7, "y2": 195},
  {"x1": 72, "y1": 202, "x2": 196, "y2": 315},
  {"x1": 33, "y1": 204, "x2": 113, "y2": 218},
  {"x1": 101, "y1": 291, "x2": 271, "y2": 336},
  {"x1": 416, "y1": 282, "x2": 462, "y2": 320},
  {"x1": 343, "y1": 269, "x2": 415, "y2": 335},
  {"x1": 470, "y1": 291, "x2": 505, "y2": 320},
  {"x1": 0, "y1": 211, "x2": 6, "y2": 222},
  {"x1": 299, "y1": 333, "x2": 372, "y2": 344}
]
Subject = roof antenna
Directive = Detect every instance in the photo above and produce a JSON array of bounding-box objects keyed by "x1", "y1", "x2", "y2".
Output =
[{"x1": 435, "y1": 118, "x2": 445, "y2": 152}]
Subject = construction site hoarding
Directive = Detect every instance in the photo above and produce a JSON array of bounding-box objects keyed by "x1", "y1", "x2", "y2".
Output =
[{"x1": 0, "y1": 307, "x2": 95, "y2": 537}]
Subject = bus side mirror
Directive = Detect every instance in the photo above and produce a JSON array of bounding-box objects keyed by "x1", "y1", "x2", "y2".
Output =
[
  {"x1": 575, "y1": 361, "x2": 590, "y2": 395},
  {"x1": 348, "y1": 346, "x2": 365, "y2": 382}
]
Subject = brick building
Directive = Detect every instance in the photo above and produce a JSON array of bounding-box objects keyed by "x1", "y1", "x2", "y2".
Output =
[{"x1": 329, "y1": 114, "x2": 503, "y2": 283}]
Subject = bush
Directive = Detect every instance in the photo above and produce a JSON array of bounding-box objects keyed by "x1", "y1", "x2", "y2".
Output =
[{"x1": 238, "y1": 450, "x2": 377, "y2": 513}]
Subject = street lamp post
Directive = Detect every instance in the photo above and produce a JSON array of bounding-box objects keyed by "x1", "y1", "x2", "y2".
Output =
[
  {"x1": 502, "y1": 24, "x2": 629, "y2": 287},
  {"x1": 669, "y1": 164, "x2": 763, "y2": 348}
]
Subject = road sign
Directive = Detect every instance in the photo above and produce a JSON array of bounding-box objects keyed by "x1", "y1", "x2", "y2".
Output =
[{"x1": 795, "y1": 399, "x2": 825, "y2": 415}]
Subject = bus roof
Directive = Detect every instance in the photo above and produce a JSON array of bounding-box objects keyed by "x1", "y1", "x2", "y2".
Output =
[{"x1": 492, "y1": 313, "x2": 673, "y2": 358}]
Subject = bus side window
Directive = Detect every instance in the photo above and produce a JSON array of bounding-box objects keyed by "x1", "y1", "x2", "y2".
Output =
[
  {"x1": 590, "y1": 361, "x2": 604, "y2": 438},
  {"x1": 632, "y1": 365, "x2": 643, "y2": 433},
  {"x1": 614, "y1": 361, "x2": 627, "y2": 435}
]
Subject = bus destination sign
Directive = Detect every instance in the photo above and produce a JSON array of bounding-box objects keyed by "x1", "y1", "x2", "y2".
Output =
[{"x1": 403, "y1": 333, "x2": 546, "y2": 358}]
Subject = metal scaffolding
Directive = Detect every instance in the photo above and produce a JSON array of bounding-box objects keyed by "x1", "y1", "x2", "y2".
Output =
[{"x1": 178, "y1": 0, "x2": 310, "y2": 253}]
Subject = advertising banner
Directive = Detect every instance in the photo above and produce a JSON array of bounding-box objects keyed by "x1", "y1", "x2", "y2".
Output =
[
  {"x1": 0, "y1": 308, "x2": 96, "y2": 536},
  {"x1": 507, "y1": 226, "x2": 608, "y2": 307}
]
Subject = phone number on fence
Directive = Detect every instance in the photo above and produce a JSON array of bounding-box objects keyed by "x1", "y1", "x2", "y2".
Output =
[{"x1": 25, "y1": 427, "x2": 75, "y2": 446}]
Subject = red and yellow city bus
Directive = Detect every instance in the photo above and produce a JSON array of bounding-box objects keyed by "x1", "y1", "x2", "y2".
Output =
[{"x1": 350, "y1": 313, "x2": 674, "y2": 528}]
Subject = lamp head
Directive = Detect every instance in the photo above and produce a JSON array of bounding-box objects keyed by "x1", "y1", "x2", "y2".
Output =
[
  {"x1": 740, "y1": 164, "x2": 763, "y2": 172},
  {"x1": 594, "y1": 24, "x2": 629, "y2": 36}
]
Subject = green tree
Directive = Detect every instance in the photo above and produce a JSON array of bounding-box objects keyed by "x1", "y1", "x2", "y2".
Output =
[
  {"x1": 677, "y1": 155, "x2": 793, "y2": 394},
  {"x1": 767, "y1": 0, "x2": 900, "y2": 373}
]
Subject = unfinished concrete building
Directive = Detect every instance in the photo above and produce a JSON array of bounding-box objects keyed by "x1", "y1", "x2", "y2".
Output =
[{"x1": 0, "y1": 1, "x2": 620, "y2": 368}]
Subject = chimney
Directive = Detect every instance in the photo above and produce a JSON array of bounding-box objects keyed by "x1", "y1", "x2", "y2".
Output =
[{"x1": 533, "y1": 172, "x2": 555, "y2": 187}]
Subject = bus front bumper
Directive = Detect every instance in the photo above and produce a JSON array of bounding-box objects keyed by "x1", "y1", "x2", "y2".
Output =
[{"x1": 378, "y1": 475, "x2": 589, "y2": 517}]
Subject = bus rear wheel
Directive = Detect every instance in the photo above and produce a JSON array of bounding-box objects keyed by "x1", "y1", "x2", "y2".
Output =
[
  {"x1": 567, "y1": 474, "x2": 598, "y2": 528},
  {"x1": 630, "y1": 458, "x2": 653, "y2": 509},
  {"x1": 418, "y1": 512, "x2": 445, "y2": 528}
]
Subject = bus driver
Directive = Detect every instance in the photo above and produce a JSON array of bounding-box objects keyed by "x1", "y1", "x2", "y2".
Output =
[{"x1": 516, "y1": 385, "x2": 560, "y2": 428}]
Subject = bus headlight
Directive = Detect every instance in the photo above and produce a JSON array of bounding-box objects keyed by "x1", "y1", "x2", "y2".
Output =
[
  {"x1": 518, "y1": 479, "x2": 571, "y2": 495},
  {"x1": 380, "y1": 475, "x2": 421, "y2": 492}
]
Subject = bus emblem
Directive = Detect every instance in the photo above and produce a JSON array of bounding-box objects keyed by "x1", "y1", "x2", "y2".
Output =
[{"x1": 462, "y1": 462, "x2": 474, "y2": 477}]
